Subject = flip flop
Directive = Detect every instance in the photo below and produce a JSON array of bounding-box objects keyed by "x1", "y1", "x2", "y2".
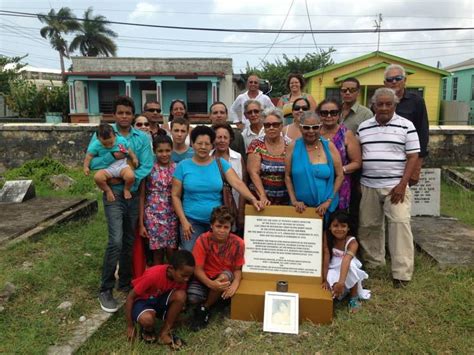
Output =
[
  {"x1": 140, "y1": 328, "x2": 157, "y2": 343},
  {"x1": 158, "y1": 334, "x2": 187, "y2": 351}
]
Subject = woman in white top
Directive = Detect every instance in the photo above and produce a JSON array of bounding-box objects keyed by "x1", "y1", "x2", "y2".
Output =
[{"x1": 212, "y1": 122, "x2": 247, "y2": 233}]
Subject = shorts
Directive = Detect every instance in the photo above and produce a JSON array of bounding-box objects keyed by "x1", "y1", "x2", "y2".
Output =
[
  {"x1": 104, "y1": 158, "x2": 129, "y2": 178},
  {"x1": 132, "y1": 290, "x2": 173, "y2": 322},
  {"x1": 187, "y1": 270, "x2": 234, "y2": 303}
]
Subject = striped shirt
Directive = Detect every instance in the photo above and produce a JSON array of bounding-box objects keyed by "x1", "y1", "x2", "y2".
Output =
[{"x1": 357, "y1": 113, "x2": 420, "y2": 188}]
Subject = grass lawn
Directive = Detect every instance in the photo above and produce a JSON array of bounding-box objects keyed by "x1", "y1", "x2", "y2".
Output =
[{"x1": 0, "y1": 160, "x2": 473, "y2": 353}]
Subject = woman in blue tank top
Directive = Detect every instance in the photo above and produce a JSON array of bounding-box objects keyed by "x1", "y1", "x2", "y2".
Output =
[{"x1": 284, "y1": 111, "x2": 344, "y2": 221}]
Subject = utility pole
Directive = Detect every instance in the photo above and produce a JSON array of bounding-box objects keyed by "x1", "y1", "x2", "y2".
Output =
[{"x1": 374, "y1": 13, "x2": 383, "y2": 51}]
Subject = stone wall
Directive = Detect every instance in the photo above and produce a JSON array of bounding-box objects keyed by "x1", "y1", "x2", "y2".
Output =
[
  {"x1": 0, "y1": 124, "x2": 473, "y2": 174},
  {"x1": 0, "y1": 124, "x2": 96, "y2": 173},
  {"x1": 425, "y1": 126, "x2": 474, "y2": 167}
]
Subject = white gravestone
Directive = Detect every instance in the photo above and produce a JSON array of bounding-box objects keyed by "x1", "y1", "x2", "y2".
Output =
[
  {"x1": 243, "y1": 215, "x2": 323, "y2": 277},
  {"x1": 0, "y1": 180, "x2": 36, "y2": 203},
  {"x1": 410, "y1": 168, "x2": 440, "y2": 216}
]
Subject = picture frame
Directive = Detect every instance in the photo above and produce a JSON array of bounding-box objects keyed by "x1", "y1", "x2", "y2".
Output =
[{"x1": 263, "y1": 291, "x2": 299, "y2": 334}]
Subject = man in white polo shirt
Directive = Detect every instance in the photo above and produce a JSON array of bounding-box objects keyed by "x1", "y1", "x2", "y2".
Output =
[
  {"x1": 230, "y1": 74, "x2": 274, "y2": 130},
  {"x1": 357, "y1": 87, "x2": 420, "y2": 288}
]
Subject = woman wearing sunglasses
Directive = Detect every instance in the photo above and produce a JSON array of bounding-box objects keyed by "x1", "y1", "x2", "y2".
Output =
[
  {"x1": 318, "y1": 99, "x2": 361, "y2": 211},
  {"x1": 282, "y1": 97, "x2": 311, "y2": 141},
  {"x1": 247, "y1": 108, "x2": 290, "y2": 206},
  {"x1": 285, "y1": 111, "x2": 344, "y2": 220}
]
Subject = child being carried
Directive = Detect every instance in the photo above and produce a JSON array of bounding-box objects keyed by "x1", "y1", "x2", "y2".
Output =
[{"x1": 83, "y1": 122, "x2": 139, "y2": 201}]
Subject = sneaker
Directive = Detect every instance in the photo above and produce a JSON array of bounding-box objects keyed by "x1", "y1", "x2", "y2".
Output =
[
  {"x1": 118, "y1": 284, "x2": 132, "y2": 294},
  {"x1": 98, "y1": 290, "x2": 119, "y2": 313},
  {"x1": 190, "y1": 305, "x2": 210, "y2": 331},
  {"x1": 348, "y1": 297, "x2": 361, "y2": 313}
]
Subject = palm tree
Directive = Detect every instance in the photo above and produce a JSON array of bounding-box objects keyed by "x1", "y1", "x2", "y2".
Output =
[
  {"x1": 69, "y1": 8, "x2": 118, "y2": 57},
  {"x1": 38, "y1": 7, "x2": 80, "y2": 79}
]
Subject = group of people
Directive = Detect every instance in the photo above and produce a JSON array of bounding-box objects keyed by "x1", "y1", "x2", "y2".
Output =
[{"x1": 83, "y1": 63, "x2": 429, "y2": 347}]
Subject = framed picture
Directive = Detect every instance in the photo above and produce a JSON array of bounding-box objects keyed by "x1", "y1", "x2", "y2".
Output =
[{"x1": 263, "y1": 291, "x2": 299, "y2": 334}]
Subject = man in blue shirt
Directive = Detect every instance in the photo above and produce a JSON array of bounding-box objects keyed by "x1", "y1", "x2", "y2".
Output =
[{"x1": 87, "y1": 96, "x2": 154, "y2": 313}]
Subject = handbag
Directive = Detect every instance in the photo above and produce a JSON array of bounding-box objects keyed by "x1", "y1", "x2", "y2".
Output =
[{"x1": 216, "y1": 157, "x2": 238, "y2": 217}]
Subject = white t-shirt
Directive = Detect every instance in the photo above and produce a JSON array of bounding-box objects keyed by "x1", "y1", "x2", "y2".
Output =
[{"x1": 230, "y1": 90, "x2": 274, "y2": 128}]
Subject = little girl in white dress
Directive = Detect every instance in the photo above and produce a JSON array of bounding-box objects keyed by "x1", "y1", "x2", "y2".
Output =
[{"x1": 323, "y1": 210, "x2": 371, "y2": 313}]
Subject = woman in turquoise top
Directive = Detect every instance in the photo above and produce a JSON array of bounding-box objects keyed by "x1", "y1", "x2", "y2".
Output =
[
  {"x1": 172, "y1": 125, "x2": 263, "y2": 251},
  {"x1": 277, "y1": 73, "x2": 317, "y2": 125},
  {"x1": 285, "y1": 111, "x2": 344, "y2": 220}
]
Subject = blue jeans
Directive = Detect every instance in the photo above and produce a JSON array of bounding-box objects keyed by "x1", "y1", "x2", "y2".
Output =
[
  {"x1": 100, "y1": 192, "x2": 139, "y2": 292},
  {"x1": 179, "y1": 218, "x2": 210, "y2": 252}
]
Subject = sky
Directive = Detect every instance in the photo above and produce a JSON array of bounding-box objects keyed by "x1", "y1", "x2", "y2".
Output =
[{"x1": 0, "y1": 0, "x2": 472, "y2": 73}]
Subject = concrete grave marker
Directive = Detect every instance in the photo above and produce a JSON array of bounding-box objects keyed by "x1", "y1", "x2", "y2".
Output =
[
  {"x1": 0, "y1": 180, "x2": 35, "y2": 203},
  {"x1": 411, "y1": 168, "x2": 440, "y2": 216}
]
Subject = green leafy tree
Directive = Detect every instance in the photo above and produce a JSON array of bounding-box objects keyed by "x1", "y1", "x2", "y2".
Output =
[
  {"x1": 0, "y1": 55, "x2": 26, "y2": 95},
  {"x1": 38, "y1": 7, "x2": 80, "y2": 78},
  {"x1": 5, "y1": 79, "x2": 45, "y2": 118},
  {"x1": 246, "y1": 49, "x2": 336, "y2": 98},
  {"x1": 69, "y1": 7, "x2": 118, "y2": 57}
]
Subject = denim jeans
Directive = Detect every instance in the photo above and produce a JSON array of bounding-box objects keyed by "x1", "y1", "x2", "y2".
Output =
[
  {"x1": 100, "y1": 191, "x2": 139, "y2": 292},
  {"x1": 179, "y1": 218, "x2": 210, "y2": 252}
]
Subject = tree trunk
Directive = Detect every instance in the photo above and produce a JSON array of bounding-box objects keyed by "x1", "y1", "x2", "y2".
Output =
[{"x1": 59, "y1": 51, "x2": 66, "y2": 83}]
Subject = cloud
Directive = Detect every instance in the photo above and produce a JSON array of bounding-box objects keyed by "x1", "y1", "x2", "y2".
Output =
[{"x1": 128, "y1": 1, "x2": 161, "y2": 22}]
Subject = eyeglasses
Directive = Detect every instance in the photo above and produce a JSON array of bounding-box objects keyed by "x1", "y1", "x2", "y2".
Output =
[
  {"x1": 246, "y1": 109, "x2": 261, "y2": 115},
  {"x1": 135, "y1": 122, "x2": 150, "y2": 127},
  {"x1": 319, "y1": 110, "x2": 340, "y2": 117},
  {"x1": 301, "y1": 124, "x2": 321, "y2": 131},
  {"x1": 248, "y1": 81, "x2": 259, "y2": 84},
  {"x1": 385, "y1": 75, "x2": 405, "y2": 83},
  {"x1": 145, "y1": 108, "x2": 161, "y2": 113},
  {"x1": 340, "y1": 87, "x2": 358, "y2": 94},
  {"x1": 263, "y1": 122, "x2": 282, "y2": 129},
  {"x1": 293, "y1": 105, "x2": 309, "y2": 111}
]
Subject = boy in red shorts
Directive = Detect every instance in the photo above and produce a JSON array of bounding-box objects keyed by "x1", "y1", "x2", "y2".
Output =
[
  {"x1": 125, "y1": 250, "x2": 194, "y2": 350},
  {"x1": 188, "y1": 206, "x2": 245, "y2": 331}
]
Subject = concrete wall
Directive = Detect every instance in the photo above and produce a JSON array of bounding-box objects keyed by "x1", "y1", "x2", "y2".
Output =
[
  {"x1": 425, "y1": 126, "x2": 474, "y2": 167},
  {"x1": 0, "y1": 124, "x2": 473, "y2": 174},
  {"x1": 71, "y1": 57, "x2": 233, "y2": 74},
  {"x1": 0, "y1": 124, "x2": 96, "y2": 174}
]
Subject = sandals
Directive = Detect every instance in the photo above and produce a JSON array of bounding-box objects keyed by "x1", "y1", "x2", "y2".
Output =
[
  {"x1": 140, "y1": 328, "x2": 157, "y2": 343},
  {"x1": 157, "y1": 333, "x2": 187, "y2": 351},
  {"x1": 348, "y1": 297, "x2": 361, "y2": 313}
]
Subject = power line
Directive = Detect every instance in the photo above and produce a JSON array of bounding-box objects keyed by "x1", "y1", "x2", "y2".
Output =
[
  {"x1": 3, "y1": 24, "x2": 473, "y2": 48},
  {"x1": 256, "y1": 0, "x2": 295, "y2": 68},
  {"x1": 0, "y1": 10, "x2": 473, "y2": 34},
  {"x1": 304, "y1": 0, "x2": 319, "y2": 52},
  {"x1": 1, "y1": 6, "x2": 472, "y2": 19}
]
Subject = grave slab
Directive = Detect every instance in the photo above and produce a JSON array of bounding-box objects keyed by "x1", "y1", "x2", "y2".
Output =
[
  {"x1": 412, "y1": 216, "x2": 474, "y2": 267},
  {"x1": 0, "y1": 197, "x2": 98, "y2": 247},
  {"x1": 0, "y1": 180, "x2": 35, "y2": 203}
]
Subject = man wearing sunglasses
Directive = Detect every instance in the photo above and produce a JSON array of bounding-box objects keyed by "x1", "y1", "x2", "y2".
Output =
[
  {"x1": 230, "y1": 74, "x2": 274, "y2": 130},
  {"x1": 143, "y1": 100, "x2": 165, "y2": 137},
  {"x1": 340, "y1": 77, "x2": 373, "y2": 134},
  {"x1": 384, "y1": 64, "x2": 429, "y2": 186}
]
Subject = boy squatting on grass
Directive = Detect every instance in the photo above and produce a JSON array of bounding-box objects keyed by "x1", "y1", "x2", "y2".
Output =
[
  {"x1": 83, "y1": 122, "x2": 139, "y2": 202},
  {"x1": 187, "y1": 206, "x2": 245, "y2": 331},
  {"x1": 125, "y1": 249, "x2": 195, "y2": 350}
]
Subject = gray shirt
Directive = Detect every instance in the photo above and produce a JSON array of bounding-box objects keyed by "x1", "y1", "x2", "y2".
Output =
[{"x1": 341, "y1": 102, "x2": 373, "y2": 134}]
